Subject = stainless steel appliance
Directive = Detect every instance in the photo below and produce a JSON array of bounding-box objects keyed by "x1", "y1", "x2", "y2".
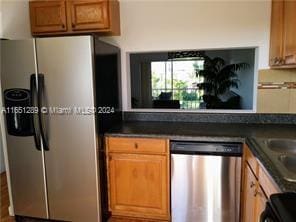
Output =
[
  {"x1": 1, "y1": 36, "x2": 121, "y2": 222},
  {"x1": 171, "y1": 141, "x2": 242, "y2": 222}
]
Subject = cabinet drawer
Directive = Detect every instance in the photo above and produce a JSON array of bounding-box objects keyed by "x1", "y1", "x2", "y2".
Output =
[
  {"x1": 244, "y1": 145, "x2": 258, "y2": 176},
  {"x1": 107, "y1": 137, "x2": 167, "y2": 154}
]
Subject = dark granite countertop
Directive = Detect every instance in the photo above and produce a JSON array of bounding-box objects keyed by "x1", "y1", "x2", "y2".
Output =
[{"x1": 106, "y1": 121, "x2": 296, "y2": 192}]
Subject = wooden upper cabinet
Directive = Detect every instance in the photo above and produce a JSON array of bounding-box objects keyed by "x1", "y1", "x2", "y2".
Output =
[
  {"x1": 68, "y1": 0, "x2": 109, "y2": 31},
  {"x1": 269, "y1": 0, "x2": 284, "y2": 67},
  {"x1": 29, "y1": 0, "x2": 67, "y2": 34},
  {"x1": 29, "y1": 0, "x2": 120, "y2": 36},
  {"x1": 283, "y1": 1, "x2": 296, "y2": 65},
  {"x1": 269, "y1": 0, "x2": 296, "y2": 68}
]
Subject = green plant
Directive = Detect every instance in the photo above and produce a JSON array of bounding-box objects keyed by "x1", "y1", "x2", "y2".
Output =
[
  {"x1": 196, "y1": 56, "x2": 249, "y2": 98},
  {"x1": 172, "y1": 79, "x2": 187, "y2": 100}
]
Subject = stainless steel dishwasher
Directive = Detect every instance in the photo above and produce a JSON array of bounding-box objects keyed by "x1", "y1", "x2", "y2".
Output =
[{"x1": 171, "y1": 141, "x2": 242, "y2": 222}]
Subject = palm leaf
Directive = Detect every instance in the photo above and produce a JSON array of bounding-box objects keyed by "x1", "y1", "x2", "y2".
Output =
[{"x1": 197, "y1": 56, "x2": 249, "y2": 97}]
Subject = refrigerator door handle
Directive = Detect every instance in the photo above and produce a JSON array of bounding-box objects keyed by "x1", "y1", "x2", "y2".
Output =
[
  {"x1": 30, "y1": 74, "x2": 41, "y2": 151},
  {"x1": 37, "y1": 74, "x2": 49, "y2": 151}
]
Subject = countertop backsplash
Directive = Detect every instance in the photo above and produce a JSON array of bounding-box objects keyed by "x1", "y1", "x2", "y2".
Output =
[
  {"x1": 257, "y1": 69, "x2": 296, "y2": 113},
  {"x1": 123, "y1": 112, "x2": 296, "y2": 124}
]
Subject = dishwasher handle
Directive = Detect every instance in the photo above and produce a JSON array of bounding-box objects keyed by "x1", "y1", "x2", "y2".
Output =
[{"x1": 170, "y1": 141, "x2": 242, "y2": 156}]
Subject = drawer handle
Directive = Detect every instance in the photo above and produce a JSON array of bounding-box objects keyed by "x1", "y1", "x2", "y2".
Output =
[{"x1": 134, "y1": 143, "x2": 138, "y2": 149}]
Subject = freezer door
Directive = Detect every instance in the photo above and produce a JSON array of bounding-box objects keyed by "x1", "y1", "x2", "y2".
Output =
[
  {"x1": 1, "y1": 40, "x2": 48, "y2": 218},
  {"x1": 171, "y1": 154, "x2": 241, "y2": 222},
  {"x1": 36, "y1": 36, "x2": 100, "y2": 222}
]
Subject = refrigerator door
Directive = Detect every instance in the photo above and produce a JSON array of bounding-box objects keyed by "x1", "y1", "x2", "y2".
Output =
[
  {"x1": 1, "y1": 40, "x2": 48, "y2": 218},
  {"x1": 36, "y1": 36, "x2": 100, "y2": 222}
]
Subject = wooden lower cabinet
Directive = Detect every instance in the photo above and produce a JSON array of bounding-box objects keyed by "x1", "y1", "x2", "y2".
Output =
[
  {"x1": 242, "y1": 164, "x2": 257, "y2": 222},
  {"x1": 242, "y1": 145, "x2": 280, "y2": 222},
  {"x1": 254, "y1": 186, "x2": 268, "y2": 222},
  {"x1": 106, "y1": 137, "x2": 170, "y2": 221}
]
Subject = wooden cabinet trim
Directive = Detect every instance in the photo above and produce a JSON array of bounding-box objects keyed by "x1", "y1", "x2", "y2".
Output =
[
  {"x1": 283, "y1": 1, "x2": 296, "y2": 65},
  {"x1": 269, "y1": 0, "x2": 285, "y2": 67},
  {"x1": 258, "y1": 163, "x2": 281, "y2": 197},
  {"x1": 244, "y1": 144, "x2": 259, "y2": 177},
  {"x1": 254, "y1": 185, "x2": 268, "y2": 222},
  {"x1": 242, "y1": 164, "x2": 257, "y2": 222}
]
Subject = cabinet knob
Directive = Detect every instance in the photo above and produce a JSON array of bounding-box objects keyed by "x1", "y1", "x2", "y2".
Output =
[
  {"x1": 254, "y1": 189, "x2": 263, "y2": 197},
  {"x1": 254, "y1": 189, "x2": 257, "y2": 197},
  {"x1": 134, "y1": 143, "x2": 138, "y2": 149},
  {"x1": 250, "y1": 181, "x2": 255, "y2": 188},
  {"x1": 72, "y1": 23, "x2": 76, "y2": 28},
  {"x1": 61, "y1": 24, "x2": 65, "y2": 28}
]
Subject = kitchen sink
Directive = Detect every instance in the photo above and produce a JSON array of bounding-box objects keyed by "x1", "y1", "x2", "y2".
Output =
[
  {"x1": 254, "y1": 138, "x2": 296, "y2": 182},
  {"x1": 266, "y1": 139, "x2": 296, "y2": 154},
  {"x1": 278, "y1": 155, "x2": 296, "y2": 174}
]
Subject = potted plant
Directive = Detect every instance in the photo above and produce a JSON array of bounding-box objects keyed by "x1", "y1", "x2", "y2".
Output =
[{"x1": 195, "y1": 55, "x2": 249, "y2": 109}]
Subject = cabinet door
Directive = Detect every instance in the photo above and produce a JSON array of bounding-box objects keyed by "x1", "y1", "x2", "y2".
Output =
[
  {"x1": 242, "y1": 164, "x2": 257, "y2": 222},
  {"x1": 269, "y1": 0, "x2": 284, "y2": 66},
  {"x1": 283, "y1": 1, "x2": 296, "y2": 65},
  {"x1": 108, "y1": 153, "x2": 169, "y2": 220},
  {"x1": 254, "y1": 186, "x2": 268, "y2": 222},
  {"x1": 29, "y1": 0, "x2": 67, "y2": 34},
  {"x1": 68, "y1": 0, "x2": 110, "y2": 31}
]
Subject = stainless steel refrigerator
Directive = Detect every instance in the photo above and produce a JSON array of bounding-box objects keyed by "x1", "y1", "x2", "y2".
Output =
[{"x1": 1, "y1": 36, "x2": 121, "y2": 221}]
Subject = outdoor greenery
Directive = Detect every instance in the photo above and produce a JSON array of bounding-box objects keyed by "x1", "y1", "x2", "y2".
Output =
[{"x1": 151, "y1": 61, "x2": 203, "y2": 109}]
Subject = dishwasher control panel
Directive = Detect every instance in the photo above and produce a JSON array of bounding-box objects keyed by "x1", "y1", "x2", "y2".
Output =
[{"x1": 170, "y1": 141, "x2": 242, "y2": 156}]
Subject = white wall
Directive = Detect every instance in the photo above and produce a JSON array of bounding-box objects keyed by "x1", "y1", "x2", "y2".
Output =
[
  {"x1": 102, "y1": 0, "x2": 271, "y2": 110},
  {"x1": 1, "y1": 0, "x2": 31, "y2": 39},
  {"x1": 0, "y1": 0, "x2": 272, "y2": 111}
]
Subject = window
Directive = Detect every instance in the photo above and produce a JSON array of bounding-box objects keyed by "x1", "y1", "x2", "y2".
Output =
[
  {"x1": 151, "y1": 60, "x2": 204, "y2": 109},
  {"x1": 130, "y1": 49, "x2": 256, "y2": 111}
]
